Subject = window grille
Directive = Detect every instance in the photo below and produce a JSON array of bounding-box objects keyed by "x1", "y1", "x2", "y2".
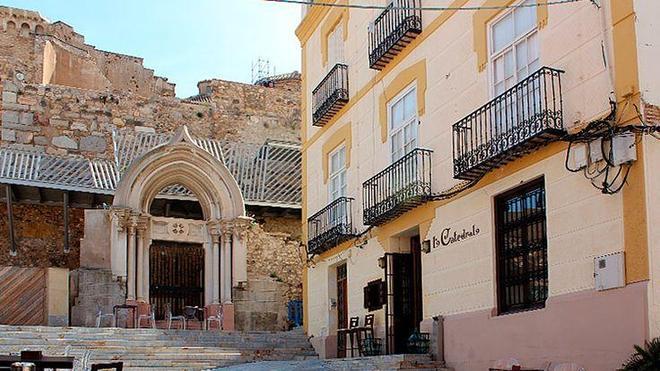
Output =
[{"x1": 495, "y1": 178, "x2": 548, "y2": 314}]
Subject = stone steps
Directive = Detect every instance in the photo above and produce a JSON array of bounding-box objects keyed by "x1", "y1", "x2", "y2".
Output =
[
  {"x1": 0, "y1": 325, "x2": 317, "y2": 370},
  {"x1": 211, "y1": 354, "x2": 452, "y2": 370}
]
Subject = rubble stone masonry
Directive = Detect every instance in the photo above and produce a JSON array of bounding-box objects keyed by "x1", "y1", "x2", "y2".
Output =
[{"x1": 0, "y1": 5, "x2": 305, "y2": 322}]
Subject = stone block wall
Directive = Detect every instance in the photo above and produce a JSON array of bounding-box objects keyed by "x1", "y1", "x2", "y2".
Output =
[
  {"x1": 245, "y1": 222, "x2": 305, "y2": 303},
  {"x1": 70, "y1": 268, "x2": 127, "y2": 327},
  {"x1": 234, "y1": 277, "x2": 290, "y2": 331},
  {"x1": 0, "y1": 5, "x2": 304, "y2": 330},
  {"x1": 0, "y1": 6, "x2": 301, "y2": 157}
]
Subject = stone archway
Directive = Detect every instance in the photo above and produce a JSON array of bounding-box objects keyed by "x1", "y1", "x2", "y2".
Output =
[{"x1": 109, "y1": 126, "x2": 251, "y2": 329}]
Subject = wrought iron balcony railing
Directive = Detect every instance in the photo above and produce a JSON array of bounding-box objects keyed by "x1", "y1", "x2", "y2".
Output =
[
  {"x1": 368, "y1": 0, "x2": 422, "y2": 70},
  {"x1": 363, "y1": 148, "x2": 432, "y2": 226},
  {"x1": 452, "y1": 67, "x2": 565, "y2": 181},
  {"x1": 312, "y1": 63, "x2": 349, "y2": 127},
  {"x1": 307, "y1": 197, "x2": 356, "y2": 256}
]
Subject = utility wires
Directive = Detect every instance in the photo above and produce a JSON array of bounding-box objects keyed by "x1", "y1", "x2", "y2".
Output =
[{"x1": 266, "y1": 0, "x2": 583, "y2": 11}]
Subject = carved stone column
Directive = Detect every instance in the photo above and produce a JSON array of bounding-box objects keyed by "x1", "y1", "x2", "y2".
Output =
[
  {"x1": 221, "y1": 230, "x2": 233, "y2": 303},
  {"x1": 135, "y1": 215, "x2": 149, "y2": 302},
  {"x1": 207, "y1": 220, "x2": 222, "y2": 305},
  {"x1": 109, "y1": 207, "x2": 131, "y2": 278},
  {"x1": 212, "y1": 233, "x2": 221, "y2": 304},
  {"x1": 126, "y1": 223, "x2": 137, "y2": 301}
]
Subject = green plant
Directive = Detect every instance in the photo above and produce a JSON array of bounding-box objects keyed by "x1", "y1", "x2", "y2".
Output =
[{"x1": 622, "y1": 338, "x2": 660, "y2": 370}]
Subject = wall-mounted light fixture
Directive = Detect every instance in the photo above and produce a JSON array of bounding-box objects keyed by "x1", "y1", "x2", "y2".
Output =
[
  {"x1": 421, "y1": 239, "x2": 431, "y2": 254},
  {"x1": 378, "y1": 256, "x2": 386, "y2": 269}
]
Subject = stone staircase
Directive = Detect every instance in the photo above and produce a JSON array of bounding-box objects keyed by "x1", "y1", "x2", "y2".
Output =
[
  {"x1": 213, "y1": 354, "x2": 453, "y2": 370},
  {"x1": 0, "y1": 325, "x2": 317, "y2": 370}
]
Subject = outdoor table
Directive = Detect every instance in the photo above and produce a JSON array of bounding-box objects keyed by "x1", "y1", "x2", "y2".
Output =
[
  {"x1": 113, "y1": 303, "x2": 138, "y2": 328},
  {"x1": 183, "y1": 306, "x2": 204, "y2": 329},
  {"x1": 0, "y1": 355, "x2": 74, "y2": 370}
]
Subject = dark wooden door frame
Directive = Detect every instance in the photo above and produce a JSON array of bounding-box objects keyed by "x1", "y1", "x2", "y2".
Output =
[
  {"x1": 336, "y1": 263, "x2": 348, "y2": 358},
  {"x1": 383, "y1": 237, "x2": 424, "y2": 355},
  {"x1": 149, "y1": 241, "x2": 205, "y2": 320}
]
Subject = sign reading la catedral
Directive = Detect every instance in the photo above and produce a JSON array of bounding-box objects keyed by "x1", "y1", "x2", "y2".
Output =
[{"x1": 431, "y1": 225, "x2": 481, "y2": 249}]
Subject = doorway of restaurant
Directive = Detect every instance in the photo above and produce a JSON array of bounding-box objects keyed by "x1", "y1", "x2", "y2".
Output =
[{"x1": 384, "y1": 235, "x2": 423, "y2": 354}]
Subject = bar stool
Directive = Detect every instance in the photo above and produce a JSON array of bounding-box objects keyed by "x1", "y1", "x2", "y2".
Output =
[
  {"x1": 336, "y1": 316, "x2": 359, "y2": 358},
  {"x1": 347, "y1": 317, "x2": 360, "y2": 357},
  {"x1": 356, "y1": 314, "x2": 375, "y2": 356}
]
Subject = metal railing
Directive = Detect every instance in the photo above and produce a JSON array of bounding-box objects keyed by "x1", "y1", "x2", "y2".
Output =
[
  {"x1": 307, "y1": 197, "x2": 355, "y2": 256},
  {"x1": 452, "y1": 67, "x2": 565, "y2": 180},
  {"x1": 312, "y1": 63, "x2": 349, "y2": 126},
  {"x1": 362, "y1": 148, "x2": 432, "y2": 226},
  {"x1": 368, "y1": 0, "x2": 422, "y2": 70}
]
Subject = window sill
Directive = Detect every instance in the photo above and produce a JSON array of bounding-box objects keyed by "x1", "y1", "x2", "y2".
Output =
[{"x1": 490, "y1": 303, "x2": 546, "y2": 319}]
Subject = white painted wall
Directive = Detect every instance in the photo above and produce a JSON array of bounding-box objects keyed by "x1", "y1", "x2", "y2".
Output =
[
  {"x1": 304, "y1": 0, "x2": 630, "y2": 340},
  {"x1": 634, "y1": 0, "x2": 660, "y2": 105}
]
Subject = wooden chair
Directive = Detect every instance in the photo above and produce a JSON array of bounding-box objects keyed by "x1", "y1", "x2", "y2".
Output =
[
  {"x1": 165, "y1": 303, "x2": 186, "y2": 330},
  {"x1": 91, "y1": 362, "x2": 123, "y2": 371}
]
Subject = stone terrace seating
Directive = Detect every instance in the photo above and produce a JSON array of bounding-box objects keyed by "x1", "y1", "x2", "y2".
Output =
[{"x1": 0, "y1": 325, "x2": 317, "y2": 370}]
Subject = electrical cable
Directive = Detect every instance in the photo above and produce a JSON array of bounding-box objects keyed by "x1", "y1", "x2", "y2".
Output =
[
  {"x1": 561, "y1": 99, "x2": 659, "y2": 195},
  {"x1": 267, "y1": 0, "x2": 583, "y2": 11}
]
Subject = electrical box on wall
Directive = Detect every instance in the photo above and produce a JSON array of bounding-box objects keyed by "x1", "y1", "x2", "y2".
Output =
[
  {"x1": 594, "y1": 252, "x2": 625, "y2": 291},
  {"x1": 569, "y1": 143, "x2": 587, "y2": 169},
  {"x1": 611, "y1": 133, "x2": 637, "y2": 165},
  {"x1": 589, "y1": 138, "x2": 604, "y2": 163}
]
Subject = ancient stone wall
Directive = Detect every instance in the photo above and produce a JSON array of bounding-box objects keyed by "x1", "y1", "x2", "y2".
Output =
[
  {"x1": 1, "y1": 76, "x2": 300, "y2": 159},
  {"x1": 0, "y1": 5, "x2": 304, "y2": 329},
  {"x1": 0, "y1": 203, "x2": 84, "y2": 269},
  {"x1": 0, "y1": 7, "x2": 175, "y2": 97},
  {"x1": 245, "y1": 222, "x2": 305, "y2": 302}
]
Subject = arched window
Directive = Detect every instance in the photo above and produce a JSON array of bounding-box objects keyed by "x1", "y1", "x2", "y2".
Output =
[{"x1": 19, "y1": 22, "x2": 30, "y2": 37}]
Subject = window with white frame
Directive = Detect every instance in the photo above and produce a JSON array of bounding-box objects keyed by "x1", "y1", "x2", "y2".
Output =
[
  {"x1": 389, "y1": 85, "x2": 418, "y2": 162},
  {"x1": 328, "y1": 145, "x2": 347, "y2": 202},
  {"x1": 327, "y1": 23, "x2": 345, "y2": 68},
  {"x1": 490, "y1": 0, "x2": 539, "y2": 96}
]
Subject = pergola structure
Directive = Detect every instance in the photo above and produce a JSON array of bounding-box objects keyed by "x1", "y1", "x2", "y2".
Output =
[
  {"x1": 0, "y1": 127, "x2": 301, "y2": 255},
  {"x1": 0, "y1": 126, "x2": 302, "y2": 329}
]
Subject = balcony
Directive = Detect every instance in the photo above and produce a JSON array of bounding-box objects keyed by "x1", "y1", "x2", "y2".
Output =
[
  {"x1": 363, "y1": 148, "x2": 432, "y2": 226},
  {"x1": 368, "y1": 0, "x2": 422, "y2": 70},
  {"x1": 312, "y1": 63, "x2": 349, "y2": 127},
  {"x1": 307, "y1": 197, "x2": 356, "y2": 256},
  {"x1": 452, "y1": 67, "x2": 565, "y2": 181}
]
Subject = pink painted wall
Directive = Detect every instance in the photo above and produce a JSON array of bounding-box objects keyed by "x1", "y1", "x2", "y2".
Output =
[{"x1": 443, "y1": 282, "x2": 648, "y2": 371}]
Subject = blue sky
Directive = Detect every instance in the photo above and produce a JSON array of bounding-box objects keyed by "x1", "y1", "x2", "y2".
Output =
[{"x1": 5, "y1": 0, "x2": 302, "y2": 97}]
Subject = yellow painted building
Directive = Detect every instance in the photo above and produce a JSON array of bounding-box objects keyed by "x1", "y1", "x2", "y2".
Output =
[{"x1": 297, "y1": 0, "x2": 660, "y2": 369}]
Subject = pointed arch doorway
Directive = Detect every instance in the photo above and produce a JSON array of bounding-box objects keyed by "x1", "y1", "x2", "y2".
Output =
[{"x1": 109, "y1": 126, "x2": 252, "y2": 330}]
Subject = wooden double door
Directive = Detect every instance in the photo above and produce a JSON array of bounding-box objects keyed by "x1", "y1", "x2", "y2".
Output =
[{"x1": 149, "y1": 241, "x2": 204, "y2": 320}]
